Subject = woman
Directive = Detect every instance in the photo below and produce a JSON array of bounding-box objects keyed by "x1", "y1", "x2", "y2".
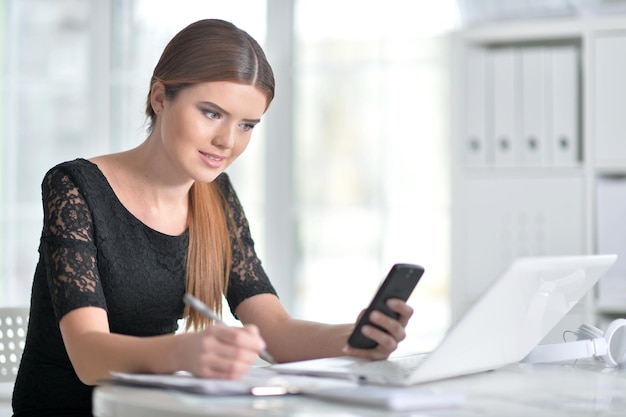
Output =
[{"x1": 12, "y1": 19, "x2": 414, "y2": 416}]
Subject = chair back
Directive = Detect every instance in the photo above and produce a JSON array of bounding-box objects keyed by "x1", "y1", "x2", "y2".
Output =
[{"x1": 0, "y1": 307, "x2": 28, "y2": 382}]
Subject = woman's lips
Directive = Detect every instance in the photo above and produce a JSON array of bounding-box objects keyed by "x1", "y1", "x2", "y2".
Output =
[{"x1": 199, "y1": 151, "x2": 226, "y2": 169}]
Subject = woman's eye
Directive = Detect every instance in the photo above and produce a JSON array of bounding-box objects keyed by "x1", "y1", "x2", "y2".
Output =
[
  {"x1": 203, "y1": 110, "x2": 220, "y2": 120},
  {"x1": 241, "y1": 123, "x2": 256, "y2": 132}
]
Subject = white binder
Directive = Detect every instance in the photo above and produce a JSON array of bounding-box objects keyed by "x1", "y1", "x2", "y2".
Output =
[
  {"x1": 520, "y1": 47, "x2": 547, "y2": 166},
  {"x1": 464, "y1": 46, "x2": 488, "y2": 167},
  {"x1": 594, "y1": 33, "x2": 626, "y2": 164},
  {"x1": 491, "y1": 48, "x2": 518, "y2": 166},
  {"x1": 549, "y1": 45, "x2": 579, "y2": 166}
]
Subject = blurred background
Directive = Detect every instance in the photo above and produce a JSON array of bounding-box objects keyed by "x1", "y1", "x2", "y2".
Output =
[{"x1": 2, "y1": 0, "x2": 626, "y2": 354}]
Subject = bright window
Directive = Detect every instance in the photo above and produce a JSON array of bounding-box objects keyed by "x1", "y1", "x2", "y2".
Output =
[
  {"x1": 292, "y1": 0, "x2": 459, "y2": 350},
  {"x1": 1, "y1": 0, "x2": 268, "y2": 304}
]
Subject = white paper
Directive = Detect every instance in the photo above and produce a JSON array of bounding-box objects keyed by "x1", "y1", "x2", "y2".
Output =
[{"x1": 109, "y1": 367, "x2": 357, "y2": 396}]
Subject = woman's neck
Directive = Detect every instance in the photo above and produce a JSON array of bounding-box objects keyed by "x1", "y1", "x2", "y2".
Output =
[{"x1": 90, "y1": 144, "x2": 192, "y2": 236}]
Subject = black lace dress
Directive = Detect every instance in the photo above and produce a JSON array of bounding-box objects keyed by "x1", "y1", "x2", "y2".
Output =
[{"x1": 12, "y1": 158, "x2": 277, "y2": 417}]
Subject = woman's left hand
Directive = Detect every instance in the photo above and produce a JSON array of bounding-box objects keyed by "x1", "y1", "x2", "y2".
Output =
[{"x1": 342, "y1": 298, "x2": 414, "y2": 361}]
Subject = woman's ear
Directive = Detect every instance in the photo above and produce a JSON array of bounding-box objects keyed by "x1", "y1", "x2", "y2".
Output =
[{"x1": 150, "y1": 81, "x2": 166, "y2": 115}]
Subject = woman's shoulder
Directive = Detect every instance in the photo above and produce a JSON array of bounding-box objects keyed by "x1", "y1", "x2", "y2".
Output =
[
  {"x1": 42, "y1": 158, "x2": 107, "y2": 192},
  {"x1": 45, "y1": 158, "x2": 99, "y2": 177}
]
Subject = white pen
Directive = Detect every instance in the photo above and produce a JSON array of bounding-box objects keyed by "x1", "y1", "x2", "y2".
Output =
[{"x1": 183, "y1": 293, "x2": 276, "y2": 364}]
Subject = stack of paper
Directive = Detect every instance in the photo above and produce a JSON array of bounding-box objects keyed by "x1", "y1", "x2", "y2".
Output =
[
  {"x1": 108, "y1": 367, "x2": 357, "y2": 396},
  {"x1": 108, "y1": 367, "x2": 464, "y2": 411}
]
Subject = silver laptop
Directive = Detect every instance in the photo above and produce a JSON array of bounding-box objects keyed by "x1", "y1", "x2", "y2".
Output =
[{"x1": 270, "y1": 254, "x2": 618, "y2": 386}]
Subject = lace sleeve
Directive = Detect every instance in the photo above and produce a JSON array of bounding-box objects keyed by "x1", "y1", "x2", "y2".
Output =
[
  {"x1": 40, "y1": 167, "x2": 106, "y2": 321},
  {"x1": 218, "y1": 174, "x2": 277, "y2": 316}
]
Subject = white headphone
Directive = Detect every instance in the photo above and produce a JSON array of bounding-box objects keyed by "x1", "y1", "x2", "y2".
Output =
[{"x1": 522, "y1": 318, "x2": 626, "y2": 367}]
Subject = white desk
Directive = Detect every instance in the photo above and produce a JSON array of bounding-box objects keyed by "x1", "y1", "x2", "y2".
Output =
[{"x1": 93, "y1": 360, "x2": 626, "y2": 417}]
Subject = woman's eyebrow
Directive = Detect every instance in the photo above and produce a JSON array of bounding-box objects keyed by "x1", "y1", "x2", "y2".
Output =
[{"x1": 199, "y1": 101, "x2": 261, "y2": 124}]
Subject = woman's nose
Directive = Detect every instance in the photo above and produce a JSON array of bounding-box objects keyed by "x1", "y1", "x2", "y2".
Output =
[{"x1": 212, "y1": 124, "x2": 236, "y2": 149}]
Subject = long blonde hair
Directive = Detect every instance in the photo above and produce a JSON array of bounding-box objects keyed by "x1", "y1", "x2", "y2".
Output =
[{"x1": 145, "y1": 19, "x2": 275, "y2": 329}]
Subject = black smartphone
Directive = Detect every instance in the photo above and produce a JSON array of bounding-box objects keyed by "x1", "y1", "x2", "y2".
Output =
[{"x1": 347, "y1": 263, "x2": 424, "y2": 349}]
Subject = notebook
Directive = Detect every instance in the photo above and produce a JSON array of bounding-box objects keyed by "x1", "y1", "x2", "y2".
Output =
[{"x1": 270, "y1": 254, "x2": 618, "y2": 386}]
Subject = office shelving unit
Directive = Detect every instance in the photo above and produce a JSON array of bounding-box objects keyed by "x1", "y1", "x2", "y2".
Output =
[{"x1": 450, "y1": 14, "x2": 626, "y2": 339}]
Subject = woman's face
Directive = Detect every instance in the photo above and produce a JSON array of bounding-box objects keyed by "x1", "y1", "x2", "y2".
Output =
[{"x1": 153, "y1": 80, "x2": 268, "y2": 184}]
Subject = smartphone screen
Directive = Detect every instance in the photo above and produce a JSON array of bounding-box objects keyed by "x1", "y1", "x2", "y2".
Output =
[{"x1": 347, "y1": 263, "x2": 424, "y2": 349}]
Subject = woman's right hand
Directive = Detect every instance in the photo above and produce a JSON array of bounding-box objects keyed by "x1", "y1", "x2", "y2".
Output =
[{"x1": 180, "y1": 324, "x2": 266, "y2": 379}]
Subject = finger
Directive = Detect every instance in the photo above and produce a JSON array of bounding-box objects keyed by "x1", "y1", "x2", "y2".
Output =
[
  {"x1": 205, "y1": 333, "x2": 261, "y2": 363},
  {"x1": 386, "y1": 299, "x2": 414, "y2": 326},
  {"x1": 212, "y1": 324, "x2": 266, "y2": 353},
  {"x1": 368, "y1": 310, "x2": 407, "y2": 343},
  {"x1": 342, "y1": 336, "x2": 392, "y2": 361},
  {"x1": 240, "y1": 324, "x2": 266, "y2": 349},
  {"x1": 202, "y1": 349, "x2": 249, "y2": 371},
  {"x1": 194, "y1": 329, "x2": 260, "y2": 379},
  {"x1": 199, "y1": 353, "x2": 253, "y2": 379},
  {"x1": 364, "y1": 322, "x2": 401, "y2": 351},
  {"x1": 346, "y1": 322, "x2": 399, "y2": 358},
  {"x1": 203, "y1": 327, "x2": 262, "y2": 359}
]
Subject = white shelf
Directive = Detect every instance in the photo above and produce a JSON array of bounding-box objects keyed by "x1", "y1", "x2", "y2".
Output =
[
  {"x1": 457, "y1": 15, "x2": 626, "y2": 43},
  {"x1": 451, "y1": 14, "x2": 626, "y2": 327}
]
